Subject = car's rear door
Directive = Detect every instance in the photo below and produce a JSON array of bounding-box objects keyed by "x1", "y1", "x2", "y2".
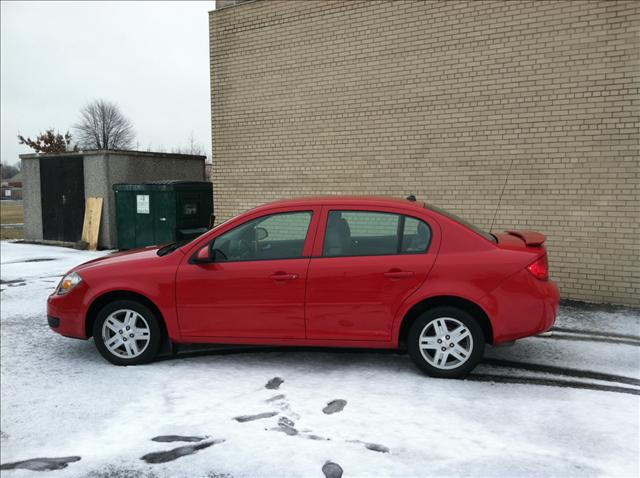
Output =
[
  {"x1": 305, "y1": 206, "x2": 437, "y2": 341},
  {"x1": 176, "y1": 206, "x2": 320, "y2": 339}
]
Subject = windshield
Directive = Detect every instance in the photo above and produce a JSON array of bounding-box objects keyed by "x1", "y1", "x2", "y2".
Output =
[{"x1": 425, "y1": 203, "x2": 496, "y2": 243}]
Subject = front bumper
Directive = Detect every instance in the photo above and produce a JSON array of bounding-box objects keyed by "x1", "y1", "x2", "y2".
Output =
[{"x1": 46, "y1": 283, "x2": 90, "y2": 339}]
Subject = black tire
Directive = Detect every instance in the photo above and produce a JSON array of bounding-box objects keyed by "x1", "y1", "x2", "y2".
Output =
[
  {"x1": 408, "y1": 306, "x2": 485, "y2": 378},
  {"x1": 93, "y1": 300, "x2": 162, "y2": 366}
]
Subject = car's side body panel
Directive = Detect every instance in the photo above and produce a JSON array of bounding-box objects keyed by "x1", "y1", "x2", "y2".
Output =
[
  {"x1": 387, "y1": 212, "x2": 550, "y2": 345},
  {"x1": 48, "y1": 247, "x2": 184, "y2": 340},
  {"x1": 174, "y1": 205, "x2": 321, "y2": 339},
  {"x1": 175, "y1": 257, "x2": 312, "y2": 339},
  {"x1": 47, "y1": 196, "x2": 559, "y2": 353},
  {"x1": 305, "y1": 204, "x2": 441, "y2": 341},
  {"x1": 478, "y1": 269, "x2": 559, "y2": 343}
]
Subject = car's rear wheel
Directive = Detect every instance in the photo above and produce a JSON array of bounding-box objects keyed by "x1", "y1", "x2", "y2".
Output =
[
  {"x1": 408, "y1": 306, "x2": 485, "y2": 378},
  {"x1": 93, "y1": 300, "x2": 161, "y2": 366}
]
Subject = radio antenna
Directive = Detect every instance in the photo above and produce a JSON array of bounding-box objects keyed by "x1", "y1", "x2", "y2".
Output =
[{"x1": 489, "y1": 158, "x2": 514, "y2": 233}]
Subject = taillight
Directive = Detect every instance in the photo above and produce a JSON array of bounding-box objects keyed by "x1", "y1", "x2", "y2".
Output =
[{"x1": 527, "y1": 254, "x2": 548, "y2": 281}]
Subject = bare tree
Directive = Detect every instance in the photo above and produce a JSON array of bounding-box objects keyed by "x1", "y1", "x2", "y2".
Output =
[
  {"x1": 73, "y1": 99, "x2": 135, "y2": 150},
  {"x1": 171, "y1": 131, "x2": 205, "y2": 155},
  {"x1": 186, "y1": 131, "x2": 205, "y2": 156},
  {"x1": 18, "y1": 129, "x2": 77, "y2": 153},
  {"x1": 1, "y1": 161, "x2": 20, "y2": 179}
]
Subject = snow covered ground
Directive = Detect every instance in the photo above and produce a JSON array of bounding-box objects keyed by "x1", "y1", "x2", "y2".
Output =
[{"x1": 1, "y1": 241, "x2": 638, "y2": 478}]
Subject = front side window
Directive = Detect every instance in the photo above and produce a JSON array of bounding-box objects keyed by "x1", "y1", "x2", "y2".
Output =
[
  {"x1": 212, "y1": 211, "x2": 312, "y2": 262},
  {"x1": 323, "y1": 211, "x2": 431, "y2": 257}
]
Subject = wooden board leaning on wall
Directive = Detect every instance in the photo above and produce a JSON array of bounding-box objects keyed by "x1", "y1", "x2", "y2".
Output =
[{"x1": 81, "y1": 197, "x2": 103, "y2": 251}]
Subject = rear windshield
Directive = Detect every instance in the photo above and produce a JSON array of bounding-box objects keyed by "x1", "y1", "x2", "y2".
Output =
[{"x1": 425, "y1": 203, "x2": 496, "y2": 243}]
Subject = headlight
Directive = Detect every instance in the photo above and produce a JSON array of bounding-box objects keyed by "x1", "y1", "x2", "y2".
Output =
[{"x1": 56, "y1": 272, "x2": 83, "y2": 295}]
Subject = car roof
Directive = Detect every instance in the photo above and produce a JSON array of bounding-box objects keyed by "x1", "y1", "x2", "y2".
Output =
[{"x1": 254, "y1": 196, "x2": 427, "y2": 211}]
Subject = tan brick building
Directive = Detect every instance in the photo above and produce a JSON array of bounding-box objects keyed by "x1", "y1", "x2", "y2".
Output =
[{"x1": 209, "y1": 0, "x2": 639, "y2": 306}]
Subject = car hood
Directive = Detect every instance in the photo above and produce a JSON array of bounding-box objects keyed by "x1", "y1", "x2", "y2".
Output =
[{"x1": 71, "y1": 246, "x2": 165, "y2": 272}]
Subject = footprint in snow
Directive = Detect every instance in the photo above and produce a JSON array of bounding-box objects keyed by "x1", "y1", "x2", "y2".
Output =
[
  {"x1": 348, "y1": 439, "x2": 390, "y2": 453},
  {"x1": 265, "y1": 393, "x2": 300, "y2": 420},
  {"x1": 265, "y1": 394, "x2": 286, "y2": 403},
  {"x1": 152, "y1": 435, "x2": 207, "y2": 443},
  {"x1": 273, "y1": 416, "x2": 298, "y2": 436},
  {"x1": 322, "y1": 461, "x2": 343, "y2": 478},
  {"x1": 364, "y1": 442, "x2": 389, "y2": 453},
  {"x1": 0, "y1": 456, "x2": 81, "y2": 471},
  {"x1": 322, "y1": 399, "x2": 347, "y2": 415},
  {"x1": 305, "y1": 434, "x2": 330, "y2": 441},
  {"x1": 141, "y1": 439, "x2": 224, "y2": 464},
  {"x1": 233, "y1": 411, "x2": 278, "y2": 422},
  {"x1": 265, "y1": 377, "x2": 284, "y2": 389}
]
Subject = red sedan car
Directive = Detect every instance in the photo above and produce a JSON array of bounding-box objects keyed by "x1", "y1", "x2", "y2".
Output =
[{"x1": 48, "y1": 196, "x2": 559, "y2": 378}]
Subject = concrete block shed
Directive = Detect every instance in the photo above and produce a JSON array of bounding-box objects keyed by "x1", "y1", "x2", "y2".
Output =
[{"x1": 20, "y1": 150, "x2": 207, "y2": 249}]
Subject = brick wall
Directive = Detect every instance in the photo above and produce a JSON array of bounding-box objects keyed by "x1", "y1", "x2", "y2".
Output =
[{"x1": 209, "y1": 0, "x2": 640, "y2": 306}]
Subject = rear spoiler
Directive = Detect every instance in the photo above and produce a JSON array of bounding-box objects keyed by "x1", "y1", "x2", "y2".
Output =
[{"x1": 506, "y1": 230, "x2": 546, "y2": 247}]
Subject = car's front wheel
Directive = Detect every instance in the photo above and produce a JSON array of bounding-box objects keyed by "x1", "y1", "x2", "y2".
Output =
[
  {"x1": 408, "y1": 307, "x2": 485, "y2": 378},
  {"x1": 93, "y1": 300, "x2": 161, "y2": 366}
]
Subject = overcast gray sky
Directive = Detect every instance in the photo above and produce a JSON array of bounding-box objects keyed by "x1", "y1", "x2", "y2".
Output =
[{"x1": 1, "y1": 1, "x2": 215, "y2": 164}]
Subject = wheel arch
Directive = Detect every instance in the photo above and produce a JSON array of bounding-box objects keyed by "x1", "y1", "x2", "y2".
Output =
[
  {"x1": 397, "y1": 295, "x2": 494, "y2": 347},
  {"x1": 85, "y1": 290, "x2": 169, "y2": 343}
]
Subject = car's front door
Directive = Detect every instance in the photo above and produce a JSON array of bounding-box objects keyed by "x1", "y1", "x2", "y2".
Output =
[
  {"x1": 306, "y1": 208, "x2": 437, "y2": 341},
  {"x1": 176, "y1": 207, "x2": 319, "y2": 338}
]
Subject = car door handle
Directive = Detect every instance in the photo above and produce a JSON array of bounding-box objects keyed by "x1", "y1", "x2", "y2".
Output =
[
  {"x1": 384, "y1": 270, "x2": 414, "y2": 279},
  {"x1": 270, "y1": 272, "x2": 298, "y2": 281}
]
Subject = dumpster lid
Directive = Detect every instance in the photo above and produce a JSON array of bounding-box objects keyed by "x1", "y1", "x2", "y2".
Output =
[
  {"x1": 178, "y1": 227, "x2": 209, "y2": 235},
  {"x1": 113, "y1": 180, "x2": 212, "y2": 192}
]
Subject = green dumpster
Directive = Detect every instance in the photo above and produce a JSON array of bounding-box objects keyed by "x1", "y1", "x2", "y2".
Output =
[{"x1": 113, "y1": 181, "x2": 213, "y2": 249}]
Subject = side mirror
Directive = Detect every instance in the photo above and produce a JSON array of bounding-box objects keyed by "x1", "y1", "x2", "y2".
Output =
[
  {"x1": 194, "y1": 245, "x2": 212, "y2": 263},
  {"x1": 255, "y1": 227, "x2": 268, "y2": 241}
]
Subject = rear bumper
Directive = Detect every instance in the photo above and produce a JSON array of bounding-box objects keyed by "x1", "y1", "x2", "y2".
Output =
[
  {"x1": 480, "y1": 270, "x2": 559, "y2": 344},
  {"x1": 46, "y1": 285, "x2": 89, "y2": 339}
]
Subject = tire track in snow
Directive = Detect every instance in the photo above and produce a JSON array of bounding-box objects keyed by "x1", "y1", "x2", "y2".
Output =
[
  {"x1": 539, "y1": 334, "x2": 640, "y2": 347},
  {"x1": 482, "y1": 358, "x2": 640, "y2": 386},
  {"x1": 467, "y1": 373, "x2": 640, "y2": 396},
  {"x1": 537, "y1": 327, "x2": 640, "y2": 346},
  {"x1": 551, "y1": 326, "x2": 640, "y2": 341}
]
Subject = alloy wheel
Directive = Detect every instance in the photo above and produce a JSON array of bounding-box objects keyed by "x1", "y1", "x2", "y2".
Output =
[
  {"x1": 418, "y1": 317, "x2": 474, "y2": 370},
  {"x1": 101, "y1": 309, "x2": 151, "y2": 359}
]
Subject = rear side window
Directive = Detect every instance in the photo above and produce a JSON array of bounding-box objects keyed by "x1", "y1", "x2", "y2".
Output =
[
  {"x1": 425, "y1": 203, "x2": 496, "y2": 243},
  {"x1": 323, "y1": 211, "x2": 431, "y2": 257},
  {"x1": 401, "y1": 216, "x2": 431, "y2": 253}
]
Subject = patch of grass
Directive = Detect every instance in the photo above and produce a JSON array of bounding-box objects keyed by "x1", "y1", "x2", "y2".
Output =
[
  {"x1": 1, "y1": 201, "x2": 24, "y2": 240},
  {"x1": 0, "y1": 228, "x2": 23, "y2": 240},
  {"x1": 0, "y1": 202, "x2": 24, "y2": 224}
]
